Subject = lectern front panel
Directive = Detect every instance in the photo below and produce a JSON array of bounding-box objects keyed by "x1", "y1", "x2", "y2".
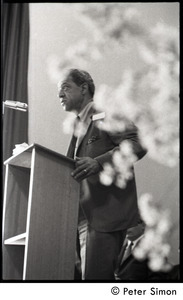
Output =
[{"x1": 24, "y1": 147, "x2": 79, "y2": 280}]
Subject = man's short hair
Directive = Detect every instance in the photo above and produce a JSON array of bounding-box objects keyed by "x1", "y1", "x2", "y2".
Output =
[{"x1": 68, "y1": 69, "x2": 95, "y2": 97}]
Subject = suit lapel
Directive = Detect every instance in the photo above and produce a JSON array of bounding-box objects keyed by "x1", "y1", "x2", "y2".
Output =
[
  {"x1": 67, "y1": 134, "x2": 77, "y2": 158},
  {"x1": 75, "y1": 104, "x2": 97, "y2": 155},
  {"x1": 118, "y1": 243, "x2": 127, "y2": 266},
  {"x1": 76, "y1": 117, "x2": 92, "y2": 150}
]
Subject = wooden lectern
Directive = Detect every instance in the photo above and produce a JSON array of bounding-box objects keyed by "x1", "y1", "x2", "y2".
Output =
[{"x1": 2, "y1": 144, "x2": 80, "y2": 280}]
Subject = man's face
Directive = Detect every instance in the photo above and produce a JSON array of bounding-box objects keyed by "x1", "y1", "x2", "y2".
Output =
[{"x1": 58, "y1": 76, "x2": 83, "y2": 113}]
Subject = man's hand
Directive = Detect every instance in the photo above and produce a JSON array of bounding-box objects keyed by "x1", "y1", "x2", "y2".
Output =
[{"x1": 71, "y1": 156, "x2": 102, "y2": 182}]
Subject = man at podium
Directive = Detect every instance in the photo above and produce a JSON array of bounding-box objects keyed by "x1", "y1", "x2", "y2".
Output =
[{"x1": 58, "y1": 68, "x2": 147, "y2": 280}]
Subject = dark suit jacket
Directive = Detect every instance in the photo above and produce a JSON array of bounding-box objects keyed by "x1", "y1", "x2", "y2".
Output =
[
  {"x1": 67, "y1": 103, "x2": 147, "y2": 233},
  {"x1": 116, "y1": 251, "x2": 179, "y2": 281},
  {"x1": 115, "y1": 238, "x2": 180, "y2": 281}
]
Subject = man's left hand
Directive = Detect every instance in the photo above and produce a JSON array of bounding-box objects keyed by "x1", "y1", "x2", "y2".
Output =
[{"x1": 71, "y1": 156, "x2": 102, "y2": 182}]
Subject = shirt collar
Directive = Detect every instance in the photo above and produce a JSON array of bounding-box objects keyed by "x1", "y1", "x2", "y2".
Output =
[{"x1": 128, "y1": 234, "x2": 144, "y2": 248}]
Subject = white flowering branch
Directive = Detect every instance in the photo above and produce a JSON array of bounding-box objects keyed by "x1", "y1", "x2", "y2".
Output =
[
  {"x1": 54, "y1": 3, "x2": 179, "y2": 169},
  {"x1": 133, "y1": 193, "x2": 173, "y2": 272},
  {"x1": 54, "y1": 4, "x2": 179, "y2": 272},
  {"x1": 100, "y1": 140, "x2": 138, "y2": 188}
]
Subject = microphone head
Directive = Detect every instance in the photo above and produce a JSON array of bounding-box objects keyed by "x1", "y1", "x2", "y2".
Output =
[{"x1": 3, "y1": 100, "x2": 28, "y2": 112}]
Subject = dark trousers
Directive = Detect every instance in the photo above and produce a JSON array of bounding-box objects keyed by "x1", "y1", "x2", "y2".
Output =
[{"x1": 75, "y1": 221, "x2": 126, "y2": 280}]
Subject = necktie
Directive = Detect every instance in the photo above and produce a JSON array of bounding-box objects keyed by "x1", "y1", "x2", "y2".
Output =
[
  {"x1": 66, "y1": 116, "x2": 80, "y2": 159},
  {"x1": 121, "y1": 241, "x2": 134, "y2": 263}
]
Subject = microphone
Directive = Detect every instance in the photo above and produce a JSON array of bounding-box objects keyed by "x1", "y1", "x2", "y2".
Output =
[{"x1": 3, "y1": 100, "x2": 28, "y2": 112}]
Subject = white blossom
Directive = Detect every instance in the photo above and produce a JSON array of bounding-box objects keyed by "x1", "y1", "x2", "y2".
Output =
[
  {"x1": 133, "y1": 245, "x2": 146, "y2": 260},
  {"x1": 99, "y1": 163, "x2": 115, "y2": 186},
  {"x1": 62, "y1": 113, "x2": 76, "y2": 135},
  {"x1": 100, "y1": 140, "x2": 137, "y2": 188},
  {"x1": 148, "y1": 255, "x2": 165, "y2": 272},
  {"x1": 57, "y1": 39, "x2": 103, "y2": 73},
  {"x1": 74, "y1": 121, "x2": 88, "y2": 138},
  {"x1": 63, "y1": 113, "x2": 88, "y2": 138},
  {"x1": 46, "y1": 55, "x2": 65, "y2": 84},
  {"x1": 133, "y1": 193, "x2": 173, "y2": 272}
]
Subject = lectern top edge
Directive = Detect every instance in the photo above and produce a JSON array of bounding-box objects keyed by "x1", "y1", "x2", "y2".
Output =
[
  {"x1": 4, "y1": 143, "x2": 75, "y2": 166},
  {"x1": 34, "y1": 143, "x2": 75, "y2": 164}
]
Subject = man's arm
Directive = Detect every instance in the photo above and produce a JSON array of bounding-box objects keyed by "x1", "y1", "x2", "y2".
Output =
[
  {"x1": 71, "y1": 123, "x2": 147, "y2": 182},
  {"x1": 95, "y1": 123, "x2": 147, "y2": 167}
]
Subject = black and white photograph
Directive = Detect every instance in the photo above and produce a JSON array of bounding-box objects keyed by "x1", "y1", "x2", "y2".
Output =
[{"x1": 1, "y1": 1, "x2": 181, "y2": 298}]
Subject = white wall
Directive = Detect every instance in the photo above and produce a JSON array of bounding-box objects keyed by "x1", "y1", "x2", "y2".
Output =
[{"x1": 28, "y1": 3, "x2": 179, "y2": 264}]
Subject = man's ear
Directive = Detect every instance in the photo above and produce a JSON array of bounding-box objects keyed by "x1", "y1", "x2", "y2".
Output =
[{"x1": 81, "y1": 83, "x2": 88, "y2": 95}]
